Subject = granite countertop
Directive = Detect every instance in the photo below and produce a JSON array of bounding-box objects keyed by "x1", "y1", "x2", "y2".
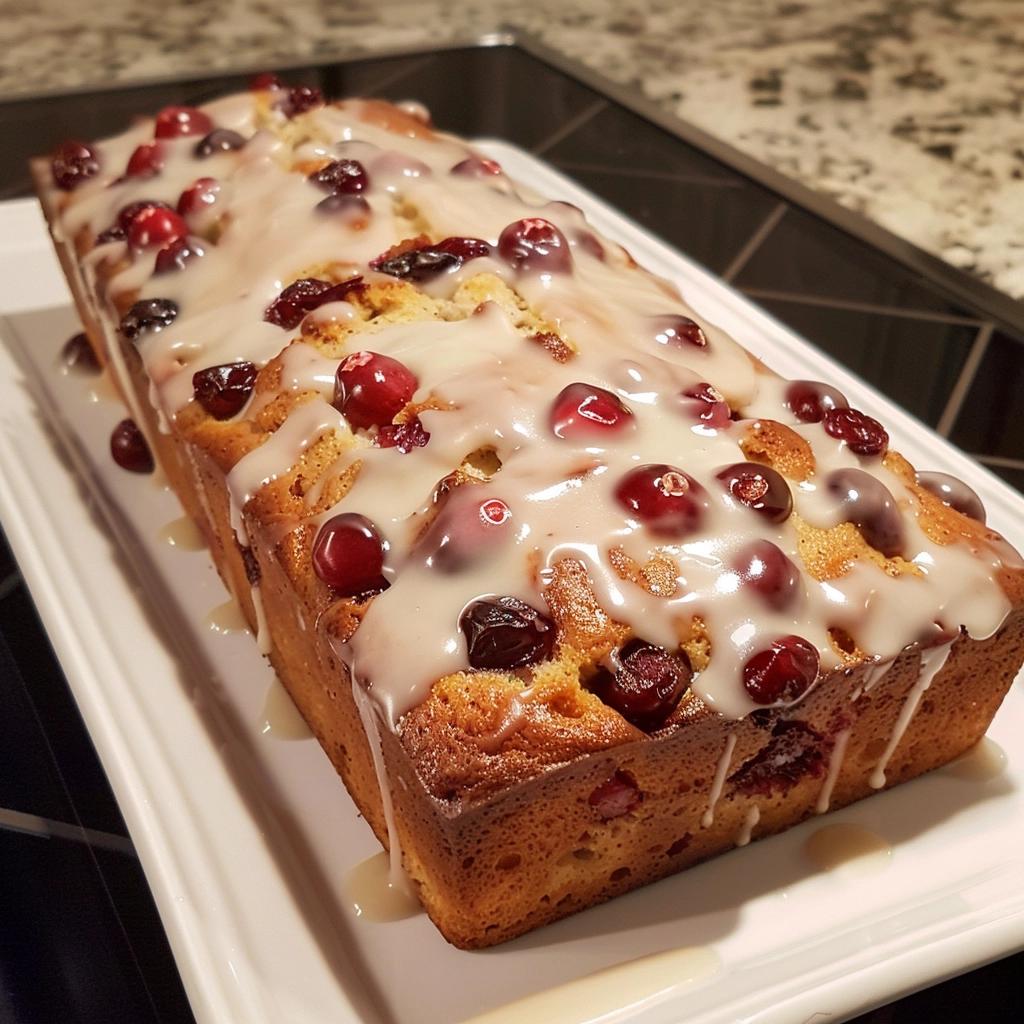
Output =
[{"x1": 2, "y1": 0, "x2": 1022, "y2": 297}]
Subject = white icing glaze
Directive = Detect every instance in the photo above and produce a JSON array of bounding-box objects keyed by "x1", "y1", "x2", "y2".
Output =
[
  {"x1": 816, "y1": 727, "x2": 851, "y2": 814},
  {"x1": 701, "y1": 732, "x2": 736, "y2": 829},
  {"x1": 735, "y1": 805, "x2": 760, "y2": 847}
]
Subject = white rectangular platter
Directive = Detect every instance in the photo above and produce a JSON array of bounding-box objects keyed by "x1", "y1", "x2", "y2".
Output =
[{"x1": 0, "y1": 140, "x2": 1022, "y2": 1024}]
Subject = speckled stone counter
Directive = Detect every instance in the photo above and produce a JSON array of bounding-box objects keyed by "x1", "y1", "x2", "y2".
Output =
[{"x1": 2, "y1": 0, "x2": 1021, "y2": 293}]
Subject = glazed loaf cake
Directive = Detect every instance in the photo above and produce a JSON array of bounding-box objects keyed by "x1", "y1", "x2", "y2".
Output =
[{"x1": 36, "y1": 79, "x2": 1024, "y2": 949}]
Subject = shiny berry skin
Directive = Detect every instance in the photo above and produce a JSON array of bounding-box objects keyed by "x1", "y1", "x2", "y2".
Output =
[
  {"x1": 589, "y1": 771, "x2": 642, "y2": 820},
  {"x1": 194, "y1": 128, "x2": 246, "y2": 158},
  {"x1": 176, "y1": 177, "x2": 221, "y2": 217},
  {"x1": 915, "y1": 470, "x2": 986, "y2": 524},
  {"x1": 371, "y1": 237, "x2": 491, "y2": 281},
  {"x1": 826, "y1": 468, "x2": 905, "y2": 557},
  {"x1": 96, "y1": 200, "x2": 172, "y2": 243},
  {"x1": 451, "y1": 156, "x2": 503, "y2": 177},
  {"x1": 334, "y1": 351, "x2": 418, "y2": 430},
  {"x1": 249, "y1": 71, "x2": 283, "y2": 90},
  {"x1": 154, "y1": 105, "x2": 213, "y2": 139},
  {"x1": 192, "y1": 361, "x2": 257, "y2": 419},
  {"x1": 549, "y1": 382, "x2": 634, "y2": 440},
  {"x1": 376, "y1": 416, "x2": 430, "y2": 453},
  {"x1": 263, "y1": 276, "x2": 364, "y2": 330},
  {"x1": 822, "y1": 407, "x2": 889, "y2": 456},
  {"x1": 715, "y1": 462, "x2": 793, "y2": 523},
  {"x1": 308, "y1": 159, "x2": 369, "y2": 194},
  {"x1": 110, "y1": 419, "x2": 154, "y2": 473},
  {"x1": 125, "y1": 142, "x2": 164, "y2": 178},
  {"x1": 51, "y1": 140, "x2": 99, "y2": 190},
  {"x1": 127, "y1": 206, "x2": 188, "y2": 250},
  {"x1": 497, "y1": 218, "x2": 572, "y2": 274},
  {"x1": 154, "y1": 235, "x2": 206, "y2": 274},
  {"x1": 422, "y1": 496, "x2": 512, "y2": 573},
  {"x1": 742, "y1": 635, "x2": 819, "y2": 706},
  {"x1": 614, "y1": 464, "x2": 707, "y2": 539},
  {"x1": 587, "y1": 639, "x2": 691, "y2": 730},
  {"x1": 311, "y1": 513, "x2": 389, "y2": 598},
  {"x1": 785, "y1": 380, "x2": 849, "y2": 423},
  {"x1": 459, "y1": 596, "x2": 555, "y2": 671},
  {"x1": 279, "y1": 85, "x2": 324, "y2": 118},
  {"x1": 732, "y1": 540, "x2": 800, "y2": 611},
  {"x1": 681, "y1": 382, "x2": 731, "y2": 430},
  {"x1": 61, "y1": 332, "x2": 100, "y2": 372},
  {"x1": 119, "y1": 298, "x2": 178, "y2": 341},
  {"x1": 315, "y1": 194, "x2": 371, "y2": 219},
  {"x1": 652, "y1": 315, "x2": 707, "y2": 350}
]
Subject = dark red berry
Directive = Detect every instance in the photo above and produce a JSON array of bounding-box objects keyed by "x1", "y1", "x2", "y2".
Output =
[
  {"x1": 315, "y1": 194, "x2": 371, "y2": 219},
  {"x1": 826, "y1": 468, "x2": 905, "y2": 557},
  {"x1": 194, "y1": 128, "x2": 246, "y2": 158},
  {"x1": 729, "y1": 720, "x2": 827, "y2": 796},
  {"x1": 715, "y1": 462, "x2": 792, "y2": 522},
  {"x1": 732, "y1": 540, "x2": 800, "y2": 611},
  {"x1": 822, "y1": 407, "x2": 889, "y2": 456},
  {"x1": 586, "y1": 639, "x2": 691, "y2": 730},
  {"x1": 96, "y1": 200, "x2": 173, "y2": 244},
  {"x1": 279, "y1": 85, "x2": 323, "y2": 118},
  {"x1": 497, "y1": 218, "x2": 572, "y2": 273},
  {"x1": 125, "y1": 142, "x2": 164, "y2": 178},
  {"x1": 371, "y1": 237, "x2": 491, "y2": 281},
  {"x1": 459, "y1": 596, "x2": 555, "y2": 671},
  {"x1": 451, "y1": 156, "x2": 503, "y2": 177},
  {"x1": 61, "y1": 332, "x2": 100, "y2": 372},
  {"x1": 652, "y1": 315, "x2": 707, "y2": 350},
  {"x1": 263, "y1": 276, "x2": 364, "y2": 330},
  {"x1": 110, "y1": 419, "x2": 154, "y2": 473},
  {"x1": 615, "y1": 464, "x2": 706, "y2": 538},
  {"x1": 51, "y1": 140, "x2": 100, "y2": 190},
  {"x1": 154, "y1": 235, "x2": 206, "y2": 274},
  {"x1": 785, "y1": 380, "x2": 849, "y2": 423},
  {"x1": 681, "y1": 382, "x2": 731, "y2": 430},
  {"x1": 308, "y1": 159, "x2": 369, "y2": 194},
  {"x1": 742, "y1": 635, "x2": 819, "y2": 705},
  {"x1": 154, "y1": 105, "x2": 213, "y2": 139},
  {"x1": 915, "y1": 470, "x2": 986, "y2": 524},
  {"x1": 334, "y1": 351, "x2": 418, "y2": 430},
  {"x1": 421, "y1": 495, "x2": 512, "y2": 572},
  {"x1": 375, "y1": 416, "x2": 430, "y2": 453},
  {"x1": 311, "y1": 513, "x2": 389, "y2": 598},
  {"x1": 127, "y1": 206, "x2": 188, "y2": 250},
  {"x1": 119, "y1": 298, "x2": 178, "y2": 341},
  {"x1": 549, "y1": 382, "x2": 634, "y2": 440},
  {"x1": 176, "y1": 177, "x2": 221, "y2": 217},
  {"x1": 249, "y1": 71, "x2": 283, "y2": 90},
  {"x1": 192, "y1": 361, "x2": 257, "y2": 419},
  {"x1": 589, "y1": 771, "x2": 642, "y2": 820}
]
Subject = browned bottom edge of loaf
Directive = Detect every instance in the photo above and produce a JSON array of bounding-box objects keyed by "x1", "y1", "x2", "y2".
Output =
[{"x1": 39, "y1": 175, "x2": 1024, "y2": 950}]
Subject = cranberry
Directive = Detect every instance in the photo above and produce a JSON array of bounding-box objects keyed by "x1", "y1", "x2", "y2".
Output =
[
  {"x1": 729, "y1": 720, "x2": 827, "y2": 796},
  {"x1": 681, "y1": 382, "x2": 731, "y2": 430},
  {"x1": 279, "y1": 85, "x2": 324, "y2": 118},
  {"x1": 549, "y1": 383, "x2": 634, "y2": 440},
  {"x1": 125, "y1": 142, "x2": 164, "y2": 178},
  {"x1": 422, "y1": 496, "x2": 512, "y2": 573},
  {"x1": 308, "y1": 159, "x2": 369, "y2": 194},
  {"x1": 96, "y1": 200, "x2": 172, "y2": 243},
  {"x1": 51, "y1": 140, "x2": 99, "y2": 190},
  {"x1": 176, "y1": 177, "x2": 221, "y2": 217},
  {"x1": 154, "y1": 105, "x2": 213, "y2": 139},
  {"x1": 194, "y1": 128, "x2": 246, "y2": 158},
  {"x1": 915, "y1": 470, "x2": 986, "y2": 524},
  {"x1": 826, "y1": 468, "x2": 905, "y2": 557},
  {"x1": 459, "y1": 596, "x2": 555, "y2": 671},
  {"x1": 785, "y1": 380, "x2": 849, "y2": 423},
  {"x1": 312, "y1": 513, "x2": 389, "y2": 598},
  {"x1": 334, "y1": 351, "x2": 418, "y2": 430},
  {"x1": 715, "y1": 463, "x2": 792, "y2": 523},
  {"x1": 497, "y1": 218, "x2": 572, "y2": 274},
  {"x1": 61, "y1": 332, "x2": 99, "y2": 372},
  {"x1": 375, "y1": 416, "x2": 430, "y2": 452},
  {"x1": 110, "y1": 419, "x2": 154, "y2": 473},
  {"x1": 742, "y1": 635, "x2": 819, "y2": 705},
  {"x1": 587, "y1": 639, "x2": 691, "y2": 730},
  {"x1": 263, "y1": 276, "x2": 364, "y2": 330},
  {"x1": 589, "y1": 771, "x2": 642, "y2": 820},
  {"x1": 614, "y1": 464, "x2": 707, "y2": 539},
  {"x1": 127, "y1": 206, "x2": 188, "y2": 250},
  {"x1": 371, "y1": 237, "x2": 491, "y2": 281},
  {"x1": 451, "y1": 156, "x2": 503, "y2": 177},
  {"x1": 822, "y1": 407, "x2": 888, "y2": 456},
  {"x1": 249, "y1": 71, "x2": 283, "y2": 90},
  {"x1": 154, "y1": 235, "x2": 206, "y2": 274},
  {"x1": 119, "y1": 298, "x2": 178, "y2": 341},
  {"x1": 315, "y1": 194, "x2": 371, "y2": 219},
  {"x1": 732, "y1": 540, "x2": 800, "y2": 611},
  {"x1": 192, "y1": 361, "x2": 257, "y2": 419},
  {"x1": 652, "y1": 315, "x2": 707, "y2": 350}
]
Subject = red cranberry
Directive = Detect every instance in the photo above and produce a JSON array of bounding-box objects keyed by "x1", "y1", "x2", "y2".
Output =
[
  {"x1": 822, "y1": 407, "x2": 888, "y2": 456},
  {"x1": 785, "y1": 380, "x2": 849, "y2": 423},
  {"x1": 308, "y1": 159, "x2": 369, "y2": 194},
  {"x1": 742, "y1": 635, "x2": 819, "y2": 706},
  {"x1": 451, "y1": 156, "x2": 503, "y2": 177},
  {"x1": 154, "y1": 235, "x2": 206, "y2": 274},
  {"x1": 715, "y1": 463, "x2": 792, "y2": 522},
  {"x1": 315, "y1": 194, "x2": 371, "y2": 219},
  {"x1": 312, "y1": 513, "x2": 389, "y2": 598},
  {"x1": 826, "y1": 468, "x2": 905, "y2": 557},
  {"x1": 681, "y1": 382, "x2": 731, "y2": 430},
  {"x1": 279, "y1": 85, "x2": 324, "y2": 118},
  {"x1": 249, "y1": 71, "x2": 283, "y2": 90},
  {"x1": 110, "y1": 419, "x2": 154, "y2": 473},
  {"x1": 422, "y1": 496, "x2": 512, "y2": 572},
  {"x1": 589, "y1": 771, "x2": 642, "y2": 820},
  {"x1": 263, "y1": 276, "x2": 364, "y2": 330},
  {"x1": 125, "y1": 142, "x2": 164, "y2": 178},
  {"x1": 334, "y1": 351, "x2": 418, "y2": 430},
  {"x1": 194, "y1": 128, "x2": 246, "y2": 158},
  {"x1": 652, "y1": 315, "x2": 708, "y2": 350},
  {"x1": 61, "y1": 332, "x2": 99, "y2": 372},
  {"x1": 154, "y1": 105, "x2": 213, "y2": 139},
  {"x1": 549, "y1": 383, "x2": 634, "y2": 440},
  {"x1": 51, "y1": 140, "x2": 99, "y2": 190},
  {"x1": 459, "y1": 596, "x2": 555, "y2": 670},
  {"x1": 915, "y1": 470, "x2": 986, "y2": 524},
  {"x1": 587, "y1": 639, "x2": 691, "y2": 730},
  {"x1": 614, "y1": 464, "x2": 707, "y2": 539},
  {"x1": 96, "y1": 200, "x2": 172, "y2": 243},
  {"x1": 192, "y1": 361, "x2": 257, "y2": 419},
  {"x1": 497, "y1": 218, "x2": 572, "y2": 274},
  {"x1": 371, "y1": 237, "x2": 491, "y2": 281},
  {"x1": 375, "y1": 416, "x2": 430, "y2": 453},
  {"x1": 127, "y1": 206, "x2": 188, "y2": 250},
  {"x1": 729, "y1": 720, "x2": 827, "y2": 796},
  {"x1": 119, "y1": 298, "x2": 178, "y2": 341},
  {"x1": 176, "y1": 177, "x2": 221, "y2": 217},
  {"x1": 732, "y1": 540, "x2": 800, "y2": 611}
]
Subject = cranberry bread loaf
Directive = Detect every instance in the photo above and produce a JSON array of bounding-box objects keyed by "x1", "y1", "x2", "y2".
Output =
[{"x1": 36, "y1": 81, "x2": 1024, "y2": 948}]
